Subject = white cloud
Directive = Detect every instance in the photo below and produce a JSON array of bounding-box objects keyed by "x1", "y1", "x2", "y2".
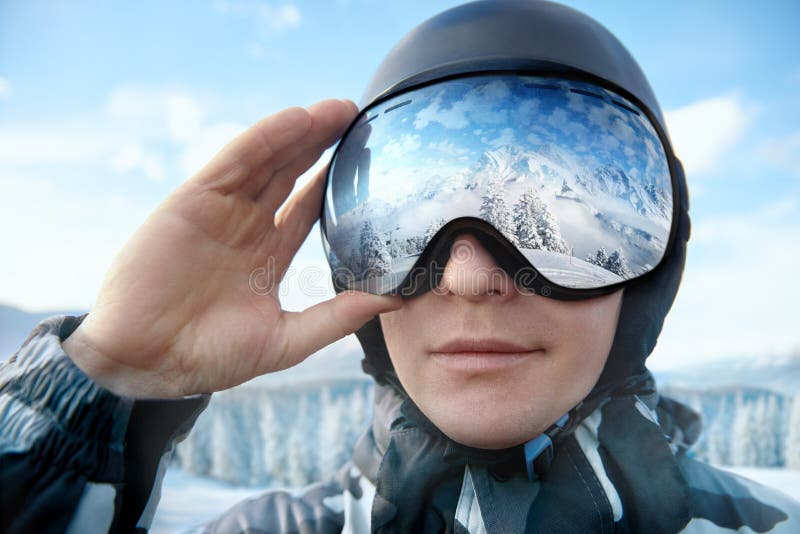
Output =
[
  {"x1": 414, "y1": 81, "x2": 511, "y2": 131},
  {"x1": 758, "y1": 131, "x2": 800, "y2": 179},
  {"x1": 380, "y1": 133, "x2": 421, "y2": 160},
  {"x1": 414, "y1": 95, "x2": 468, "y2": 130},
  {"x1": 0, "y1": 84, "x2": 247, "y2": 182},
  {"x1": 178, "y1": 121, "x2": 246, "y2": 178},
  {"x1": 649, "y1": 198, "x2": 800, "y2": 369},
  {"x1": 0, "y1": 83, "x2": 252, "y2": 312},
  {"x1": 259, "y1": 4, "x2": 301, "y2": 31},
  {"x1": 167, "y1": 94, "x2": 205, "y2": 143},
  {"x1": 0, "y1": 82, "x2": 326, "y2": 312},
  {"x1": 546, "y1": 107, "x2": 589, "y2": 139},
  {"x1": 106, "y1": 85, "x2": 203, "y2": 142},
  {"x1": 214, "y1": 1, "x2": 301, "y2": 33},
  {"x1": 111, "y1": 143, "x2": 166, "y2": 182},
  {"x1": 484, "y1": 127, "x2": 516, "y2": 148},
  {"x1": 106, "y1": 85, "x2": 247, "y2": 177},
  {"x1": 0, "y1": 77, "x2": 10, "y2": 99},
  {"x1": 664, "y1": 93, "x2": 750, "y2": 176},
  {"x1": 428, "y1": 140, "x2": 470, "y2": 157},
  {"x1": 0, "y1": 124, "x2": 115, "y2": 165}
]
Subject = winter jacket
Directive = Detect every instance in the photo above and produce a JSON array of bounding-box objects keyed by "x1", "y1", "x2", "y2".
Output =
[{"x1": 1, "y1": 313, "x2": 799, "y2": 533}]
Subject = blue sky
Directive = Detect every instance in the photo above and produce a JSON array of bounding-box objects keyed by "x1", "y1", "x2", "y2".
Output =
[{"x1": 1, "y1": 0, "x2": 799, "y2": 369}]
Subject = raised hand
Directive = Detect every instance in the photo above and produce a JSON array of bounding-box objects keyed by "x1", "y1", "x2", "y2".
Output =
[{"x1": 63, "y1": 99, "x2": 402, "y2": 398}]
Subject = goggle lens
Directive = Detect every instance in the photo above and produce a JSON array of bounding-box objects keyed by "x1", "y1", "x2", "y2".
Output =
[{"x1": 322, "y1": 74, "x2": 674, "y2": 295}]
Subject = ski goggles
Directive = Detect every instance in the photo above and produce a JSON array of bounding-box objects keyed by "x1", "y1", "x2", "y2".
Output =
[{"x1": 321, "y1": 73, "x2": 677, "y2": 299}]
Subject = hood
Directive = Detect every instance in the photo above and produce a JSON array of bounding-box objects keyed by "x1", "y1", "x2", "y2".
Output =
[
  {"x1": 343, "y1": 0, "x2": 692, "y2": 446},
  {"x1": 348, "y1": 376, "x2": 703, "y2": 532}
]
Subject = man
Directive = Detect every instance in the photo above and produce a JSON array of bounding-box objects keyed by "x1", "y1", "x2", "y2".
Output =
[{"x1": 1, "y1": 1, "x2": 798, "y2": 532}]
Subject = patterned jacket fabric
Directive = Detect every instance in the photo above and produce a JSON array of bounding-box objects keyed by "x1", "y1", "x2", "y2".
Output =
[{"x1": 1, "y1": 313, "x2": 798, "y2": 533}]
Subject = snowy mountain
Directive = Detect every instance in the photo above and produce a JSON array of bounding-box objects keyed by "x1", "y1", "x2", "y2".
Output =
[
  {"x1": 0, "y1": 304, "x2": 87, "y2": 361},
  {"x1": 655, "y1": 354, "x2": 800, "y2": 398},
  {"x1": 467, "y1": 144, "x2": 669, "y2": 225}
]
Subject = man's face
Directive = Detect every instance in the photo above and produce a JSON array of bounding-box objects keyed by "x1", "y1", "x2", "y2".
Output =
[{"x1": 379, "y1": 234, "x2": 623, "y2": 449}]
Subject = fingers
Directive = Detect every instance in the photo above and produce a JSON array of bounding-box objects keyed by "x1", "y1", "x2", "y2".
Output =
[
  {"x1": 190, "y1": 106, "x2": 312, "y2": 197},
  {"x1": 273, "y1": 163, "x2": 329, "y2": 262},
  {"x1": 269, "y1": 291, "x2": 403, "y2": 372},
  {"x1": 190, "y1": 99, "x2": 357, "y2": 201},
  {"x1": 256, "y1": 99, "x2": 357, "y2": 214}
]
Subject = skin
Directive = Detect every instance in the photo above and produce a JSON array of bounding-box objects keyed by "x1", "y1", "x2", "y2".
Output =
[{"x1": 380, "y1": 234, "x2": 623, "y2": 449}]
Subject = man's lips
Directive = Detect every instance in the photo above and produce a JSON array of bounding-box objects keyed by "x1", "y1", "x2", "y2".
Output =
[
  {"x1": 430, "y1": 337, "x2": 539, "y2": 354},
  {"x1": 429, "y1": 338, "x2": 543, "y2": 372}
]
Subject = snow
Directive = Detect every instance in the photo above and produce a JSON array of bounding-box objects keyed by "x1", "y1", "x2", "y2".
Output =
[
  {"x1": 150, "y1": 468, "x2": 272, "y2": 533},
  {"x1": 519, "y1": 248, "x2": 623, "y2": 289},
  {"x1": 151, "y1": 466, "x2": 800, "y2": 532},
  {"x1": 723, "y1": 467, "x2": 800, "y2": 501}
]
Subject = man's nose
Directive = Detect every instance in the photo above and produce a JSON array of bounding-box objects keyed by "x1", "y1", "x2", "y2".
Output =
[{"x1": 437, "y1": 233, "x2": 515, "y2": 301}]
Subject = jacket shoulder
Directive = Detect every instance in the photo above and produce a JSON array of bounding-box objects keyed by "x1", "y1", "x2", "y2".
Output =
[
  {"x1": 200, "y1": 482, "x2": 345, "y2": 533},
  {"x1": 1, "y1": 313, "x2": 209, "y2": 532},
  {"x1": 200, "y1": 462, "x2": 375, "y2": 533},
  {"x1": 676, "y1": 455, "x2": 800, "y2": 533}
]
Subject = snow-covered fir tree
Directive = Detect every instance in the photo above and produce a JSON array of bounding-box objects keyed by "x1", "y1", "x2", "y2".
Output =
[
  {"x1": 240, "y1": 397, "x2": 265, "y2": 485},
  {"x1": 585, "y1": 247, "x2": 631, "y2": 277},
  {"x1": 480, "y1": 180, "x2": 518, "y2": 245},
  {"x1": 424, "y1": 217, "x2": 447, "y2": 243},
  {"x1": 386, "y1": 230, "x2": 407, "y2": 258},
  {"x1": 286, "y1": 394, "x2": 316, "y2": 487},
  {"x1": 533, "y1": 196, "x2": 569, "y2": 254},
  {"x1": 586, "y1": 247, "x2": 609, "y2": 268},
  {"x1": 346, "y1": 386, "x2": 370, "y2": 448},
  {"x1": 768, "y1": 394, "x2": 784, "y2": 466},
  {"x1": 318, "y1": 389, "x2": 348, "y2": 480},
  {"x1": 730, "y1": 394, "x2": 758, "y2": 466},
  {"x1": 258, "y1": 396, "x2": 285, "y2": 486},
  {"x1": 775, "y1": 394, "x2": 789, "y2": 466},
  {"x1": 688, "y1": 393, "x2": 707, "y2": 460},
  {"x1": 209, "y1": 402, "x2": 250, "y2": 484},
  {"x1": 754, "y1": 395, "x2": 781, "y2": 467},
  {"x1": 404, "y1": 235, "x2": 426, "y2": 255},
  {"x1": 512, "y1": 189, "x2": 545, "y2": 250},
  {"x1": 175, "y1": 402, "x2": 214, "y2": 476},
  {"x1": 286, "y1": 424, "x2": 309, "y2": 488},
  {"x1": 605, "y1": 249, "x2": 632, "y2": 278},
  {"x1": 706, "y1": 397, "x2": 730, "y2": 466},
  {"x1": 786, "y1": 396, "x2": 800, "y2": 469},
  {"x1": 359, "y1": 220, "x2": 392, "y2": 277},
  {"x1": 560, "y1": 179, "x2": 573, "y2": 194},
  {"x1": 346, "y1": 246, "x2": 359, "y2": 275}
]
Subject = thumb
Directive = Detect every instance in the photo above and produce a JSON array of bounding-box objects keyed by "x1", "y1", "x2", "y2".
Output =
[{"x1": 268, "y1": 291, "x2": 403, "y2": 372}]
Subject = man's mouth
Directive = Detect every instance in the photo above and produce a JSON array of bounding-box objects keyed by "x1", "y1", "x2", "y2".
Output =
[{"x1": 429, "y1": 338, "x2": 544, "y2": 372}]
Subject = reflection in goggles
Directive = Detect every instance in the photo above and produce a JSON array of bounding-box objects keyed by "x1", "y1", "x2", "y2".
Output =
[{"x1": 323, "y1": 74, "x2": 673, "y2": 293}]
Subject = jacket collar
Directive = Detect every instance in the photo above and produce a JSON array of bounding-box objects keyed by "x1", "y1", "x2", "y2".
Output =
[{"x1": 352, "y1": 378, "x2": 694, "y2": 533}]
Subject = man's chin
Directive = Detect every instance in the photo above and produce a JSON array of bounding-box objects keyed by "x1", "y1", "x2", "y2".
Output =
[{"x1": 427, "y1": 410, "x2": 546, "y2": 451}]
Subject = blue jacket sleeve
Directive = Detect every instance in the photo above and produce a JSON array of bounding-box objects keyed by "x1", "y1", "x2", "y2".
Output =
[{"x1": 0, "y1": 314, "x2": 209, "y2": 533}]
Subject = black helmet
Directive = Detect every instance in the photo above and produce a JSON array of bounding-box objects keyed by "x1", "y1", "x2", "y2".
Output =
[{"x1": 341, "y1": 0, "x2": 691, "y2": 399}]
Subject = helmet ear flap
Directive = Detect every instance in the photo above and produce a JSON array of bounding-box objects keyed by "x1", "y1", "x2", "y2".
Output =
[
  {"x1": 355, "y1": 315, "x2": 404, "y2": 390},
  {"x1": 597, "y1": 204, "x2": 689, "y2": 390}
]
